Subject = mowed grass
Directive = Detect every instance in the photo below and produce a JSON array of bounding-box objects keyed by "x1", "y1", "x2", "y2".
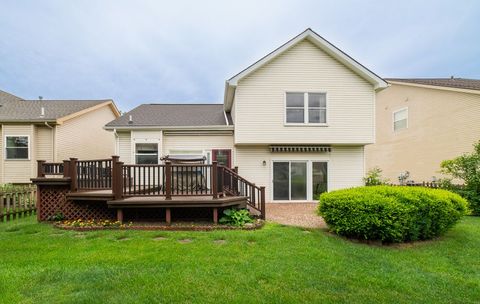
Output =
[{"x1": 0, "y1": 217, "x2": 479, "y2": 304}]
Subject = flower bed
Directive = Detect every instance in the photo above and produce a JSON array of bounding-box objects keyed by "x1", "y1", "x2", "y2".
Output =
[{"x1": 54, "y1": 219, "x2": 265, "y2": 231}]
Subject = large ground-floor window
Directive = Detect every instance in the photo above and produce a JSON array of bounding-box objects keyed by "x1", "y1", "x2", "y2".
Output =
[{"x1": 273, "y1": 161, "x2": 328, "y2": 201}]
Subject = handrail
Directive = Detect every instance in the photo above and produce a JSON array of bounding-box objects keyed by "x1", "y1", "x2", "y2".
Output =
[{"x1": 219, "y1": 165, "x2": 266, "y2": 219}]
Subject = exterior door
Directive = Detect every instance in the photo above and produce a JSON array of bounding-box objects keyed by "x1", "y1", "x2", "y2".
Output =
[
  {"x1": 212, "y1": 149, "x2": 232, "y2": 168},
  {"x1": 273, "y1": 161, "x2": 307, "y2": 200}
]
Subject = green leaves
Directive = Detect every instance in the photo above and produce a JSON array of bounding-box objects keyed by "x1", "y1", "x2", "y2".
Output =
[
  {"x1": 318, "y1": 186, "x2": 468, "y2": 243},
  {"x1": 219, "y1": 208, "x2": 254, "y2": 227},
  {"x1": 440, "y1": 141, "x2": 480, "y2": 215}
]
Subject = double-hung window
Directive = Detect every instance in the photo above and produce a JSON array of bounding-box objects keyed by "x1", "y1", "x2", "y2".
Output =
[
  {"x1": 135, "y1": 143, "x2": 158, "y2": 164},
  {"x1": 393, "y1": 108, "x2": 408, "y2": 131},
  {"x1": 5, "y1": 136, "x2": 29, "y2": 160},
  {"x1": 286, "y1": 92, "x2": 327, "y2": 124}
]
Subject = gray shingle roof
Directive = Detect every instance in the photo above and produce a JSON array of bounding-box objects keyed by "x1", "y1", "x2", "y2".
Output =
[
  {"x1": 106, "y1": 104, "x2": 231, "y2": 127},
  {"x1": 0, "y1": 92, "x2": 111, "y2": 122},
  {"x1": 387, "y1": 78, "x2": 480, "y2": 91}
]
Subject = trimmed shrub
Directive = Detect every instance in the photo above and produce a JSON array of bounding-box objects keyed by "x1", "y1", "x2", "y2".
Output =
[{"x1": 318, "y1": 186, "x2": 468, "y2": 243}]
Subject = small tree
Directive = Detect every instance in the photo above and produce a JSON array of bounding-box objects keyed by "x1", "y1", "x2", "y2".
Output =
[
  {"x1": 440, "y1": 141, "x2": 480, "y2": 215},
  {"x1": 364, "y1": 167, "x2": 389, "y2": 186}
]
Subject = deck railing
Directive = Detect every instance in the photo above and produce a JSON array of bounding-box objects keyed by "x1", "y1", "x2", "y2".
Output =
[
  {"x1": 38, "y1": 156, "x2": 266, "y2": 218},
  {"x1": 219, "y1": 166, "x2": 265, "y2": 217}
]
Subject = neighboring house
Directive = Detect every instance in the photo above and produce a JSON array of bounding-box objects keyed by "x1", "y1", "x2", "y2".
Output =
[
  {"x1": 0, "y1": 90, "x2": 120, "y2": 184},
  {"x1": 365, "y1": 78, "x2": 480, "y2": 183},
  {"x1": 105, "y1": 28, "x2": 387, "y2": 203}
]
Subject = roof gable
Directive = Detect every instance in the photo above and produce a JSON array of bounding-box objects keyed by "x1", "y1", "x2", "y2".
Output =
[{"x1": 224, "y1": 28, "x2": 387, "y2": 110}]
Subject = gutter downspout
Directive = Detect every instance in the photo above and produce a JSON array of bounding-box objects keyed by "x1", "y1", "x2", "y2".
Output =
[
  {"x1": 113, "y1": 128, "x2": 119, "y2": 155},
  {"x1": 44, "y1": 122, "x2": 55, "y2": 162}
]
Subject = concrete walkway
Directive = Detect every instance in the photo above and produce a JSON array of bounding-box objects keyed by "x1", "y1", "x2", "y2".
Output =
[{"x1": 266, "y1": 203, "x2": 326, "y2": 228}]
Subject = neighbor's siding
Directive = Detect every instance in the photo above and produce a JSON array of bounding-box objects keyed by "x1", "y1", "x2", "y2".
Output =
[
  {"x1": 235, "y1": 145, "x2": 364, "y2": 202},
  {"x1": 35, "y1": 126, "x2": 53, "y2": 162},
  {"x1": 55, "y1": 105, "x2": 117, "y2": 161},
  {"x1": 1, "y1": 124, "x2": 35, "y2": 183},
  {"x1": 233, "y1": 39, "x2": 375, "y2": 145},
  {"x1": 365, "y1": 84, "x2": 480, "y2": 182},
  {"x1": 117, "y1": 131, "x2": 132, "y2": 164}
]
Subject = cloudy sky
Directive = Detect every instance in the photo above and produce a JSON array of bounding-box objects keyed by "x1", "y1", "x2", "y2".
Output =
[{"x1": 1, "y1": 0, "x2": 479, "y2": 111}]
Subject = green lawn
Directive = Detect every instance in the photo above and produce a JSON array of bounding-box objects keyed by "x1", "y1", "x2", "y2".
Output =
[{"x1": 0, "y1": 217, "x2": 479, "y2": 304}]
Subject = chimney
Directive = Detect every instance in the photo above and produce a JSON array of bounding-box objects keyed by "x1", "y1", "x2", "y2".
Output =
[{"x1": 450, "y1": 76, "x2": 455, "y2": 80}]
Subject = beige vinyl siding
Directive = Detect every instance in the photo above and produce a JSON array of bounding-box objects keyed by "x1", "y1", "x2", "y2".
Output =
[
  {"x1": 163, "y1": 135, "x2": 234, "y2": 157},
  {"x1": 35, "y1": 126, "x2": 54, "y2": 162},
  {"x1": 1, "y1": 124, "x2": 35, "y2": 183},
  {"x1": 117, "y1": 131, "x2": 132, "y2": 164},
  {"x1": 366, "y1": 84, "x2": 480, "y2": 182},
  {"x1": 235, "y1": 145, "x2": 364, "y2": 202},
  {"x1": 233, "y1": 39, "x2": 375, "y2": 145},
  {"x1": 0, "y1": 126, "x2": 2, "y2": 184},
  {"x1": 55, "y1": 105, "x2": 116, "y2": 161}
]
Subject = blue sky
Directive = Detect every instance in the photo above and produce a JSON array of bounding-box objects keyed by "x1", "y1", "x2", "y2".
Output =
[{"x1": 1, "y1": 0, "x2": 479, "y2": 111}]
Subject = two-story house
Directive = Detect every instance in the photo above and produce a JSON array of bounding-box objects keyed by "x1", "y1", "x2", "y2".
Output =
[
  {"x1": 105, "y1": 28, "x2": 388, "y2": 202},
  {"x1": 365, "y1": 78, "x2": 480, "y2": 183},
  {"x1": 0, "y1": 89, "x2": 120, "y2": 184}
]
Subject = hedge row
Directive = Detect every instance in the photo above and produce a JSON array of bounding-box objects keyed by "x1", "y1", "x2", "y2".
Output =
[{"x1": 318, "y1": 186, "x2": 468, "y2": 243}]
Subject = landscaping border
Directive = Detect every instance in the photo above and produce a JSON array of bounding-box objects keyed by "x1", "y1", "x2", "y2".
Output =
[{"x1": 53, "y1": 220, "x2": 265, "y2": 231}]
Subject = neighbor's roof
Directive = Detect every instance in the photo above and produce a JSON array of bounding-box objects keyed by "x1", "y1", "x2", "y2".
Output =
[
  {"x1": 386, "y1": 78, "x2": 480, "y2": 92},
  {"x1": 105, "y1": 104, "x2": 232, "y2": 128},
  {"x1": 224, "y1": 28, "x2": 388, "y2": 111},
  {"x1": 0, "y1": 91, "x2": 119, "y2": 123}
]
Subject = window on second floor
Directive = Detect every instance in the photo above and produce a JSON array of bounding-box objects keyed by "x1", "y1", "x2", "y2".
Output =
[
  {"x1": 393, "y1": 108, "x2": 408, "y2": 131},
  {"x1": 286, "y1": 92, "x2": 327, "y2": 124}
]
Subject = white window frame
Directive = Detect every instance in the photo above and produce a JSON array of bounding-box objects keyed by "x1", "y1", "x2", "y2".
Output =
[
  {"x1": 134, "y1": 142, "x2": 159, "y2": 164},
  {"x1": 284, "y1": 91, "x2": 328, "y2": 126},
  {"x1": 271, "y1": 159, "x2": 330, "y2": 202},
  {"x1": 393, "y1": 107, "x2": 408, "y2": 132},
  {"x1": 4, "y1": 135, "x2": 30, "y2": 160}
]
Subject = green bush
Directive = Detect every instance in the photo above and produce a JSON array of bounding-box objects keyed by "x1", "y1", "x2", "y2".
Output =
[
  {"x1": 219, "y1": 209, "x2": 254, "y2": 227},
  {"x1": 440, "y1": 141, "x2": 480, "y2": 215},
  {"x1": 318, "y1": 186, "x2": 468, "y2": 243}
]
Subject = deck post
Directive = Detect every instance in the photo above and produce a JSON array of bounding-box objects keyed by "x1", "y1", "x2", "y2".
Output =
[
  {"x1": 69, "y1": 158, "x2": 78, "y2": 192},
  {"x1": 213, "y1": 207, "x2": 218, "y2": 224},
  {"x1": 111, "y1": 156, "x2": 122, "y2": 200},
  {"x1": 112, "y1": 160, "x2": 123, "y2": 200},
  {"x1": 260, "y1": 186, "x2": 266, "y2": 220},
  {"x1": 165, "y1": 161, "x2": 172, "y2": 200},
  {"x1": 117, "y1": 209, "x2": 123, "y2": 223},
  {"x1": 212, "y1": 161, "x2": 218, "y2": 199},
  {"x1": 63, "y1": 160, "x2": 71, "y2": 178},
  {"x1": 37, "y1": 160, "x2": 46, "y2": 177},
  {"x1": 165, "y1": 208, "x2": 171, "y2": 225}
]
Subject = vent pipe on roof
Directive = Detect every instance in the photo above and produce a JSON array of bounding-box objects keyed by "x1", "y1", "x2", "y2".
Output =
[
  {"x1": 128, "y1": 115, "x2": 133, "y2": 124},
  {"x1": 40, "y1": 107, "x2": 45, "y2": 117}
]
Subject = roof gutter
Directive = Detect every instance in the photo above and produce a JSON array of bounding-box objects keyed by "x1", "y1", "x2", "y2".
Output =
[{"x1": 104, "y1": 125, "x2": 234, "y2": 131}]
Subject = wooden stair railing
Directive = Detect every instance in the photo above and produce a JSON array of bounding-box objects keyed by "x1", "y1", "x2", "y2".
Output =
[{"x1": 219, "y1": 166, "x2": 266, "y2": 219}]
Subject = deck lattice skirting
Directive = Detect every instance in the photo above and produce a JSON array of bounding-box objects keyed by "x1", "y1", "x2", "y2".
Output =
[{"x1": 37, "y1": 182, "x2": 115, "y2": 221}]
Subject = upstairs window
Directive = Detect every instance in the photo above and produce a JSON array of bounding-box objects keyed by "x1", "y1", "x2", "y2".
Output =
[
  {"x1": 286, "y1": 92, "x2": 327, "y2": 124},
  {"x1": 135, "y1": 143, "x2": 158, "y2": 164},
  {"x1": 5, "y1": 136, "x2": 29, "y2": 160},
  {"x1": 393, "y1": 108, "x2": 408, "y2": 131}
]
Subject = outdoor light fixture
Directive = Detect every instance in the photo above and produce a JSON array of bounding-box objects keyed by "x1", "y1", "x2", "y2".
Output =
[{"x1": 262, "y1": 160, "x2": 266, "y2": 166}]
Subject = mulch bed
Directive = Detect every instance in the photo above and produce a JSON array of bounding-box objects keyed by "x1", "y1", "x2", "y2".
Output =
[{"x1": 53, "y1": 220, "x2": 265, "y2": 231}]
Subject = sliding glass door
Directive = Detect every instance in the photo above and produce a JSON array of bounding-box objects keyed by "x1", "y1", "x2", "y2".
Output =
[
  {"x1": 273, "y1": 161, "x2": 328, "y2": 201},
  {"x1": 273, "y1": 161, "x2": 307, "y2": 200}
]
